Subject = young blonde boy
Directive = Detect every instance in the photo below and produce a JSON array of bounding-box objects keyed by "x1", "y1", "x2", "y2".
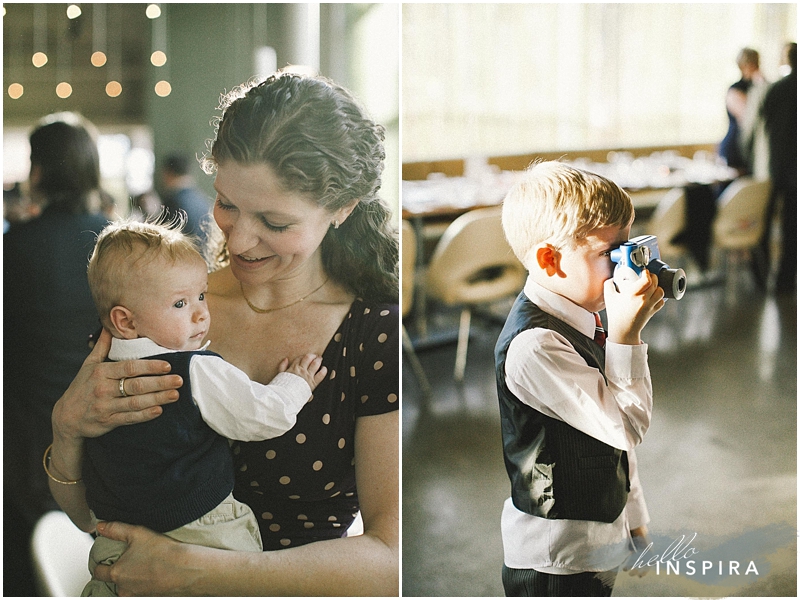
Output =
[
  {"x1": 496, "y1": 161, "x2": 664, "y2": 596},
  {"x1": 79, "y1": 219, "x2": 326, "y2": 596}
]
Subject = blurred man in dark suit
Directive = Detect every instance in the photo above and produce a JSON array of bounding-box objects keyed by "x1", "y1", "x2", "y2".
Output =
[{"x1": 761, "y1": 42, "x2": 797, "y2": 293}]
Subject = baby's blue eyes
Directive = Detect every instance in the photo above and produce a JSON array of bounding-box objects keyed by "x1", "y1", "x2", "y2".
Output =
[{"x1": 173, "y1": 293, "x2": 205, "y2": 308}]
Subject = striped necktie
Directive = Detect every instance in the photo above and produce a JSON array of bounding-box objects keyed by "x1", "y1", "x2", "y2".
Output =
[{"x1": 593, "y1": 313, "x2": 606, "y2": 348}]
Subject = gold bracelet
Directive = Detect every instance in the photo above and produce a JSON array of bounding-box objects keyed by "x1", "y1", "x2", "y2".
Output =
[{"x1": 42, "y1": 444, "x2": 82, "y2": 485}]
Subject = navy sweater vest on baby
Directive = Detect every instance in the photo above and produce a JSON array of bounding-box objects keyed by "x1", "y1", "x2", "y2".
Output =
[
  {"x1": 495, "y1": 292, "x2": 630, "y2": 524},
  {"x1": 83, "y1": 350, "x2": 234, "y2": 533}
]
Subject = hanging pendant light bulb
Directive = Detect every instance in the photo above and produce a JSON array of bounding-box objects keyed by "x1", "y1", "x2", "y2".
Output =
[
  {"x1": 146, "y1": 4, "x2": 161, "y2": 19},
  {"x1": 32, "y1": 52, "x2": 48, "y2": 68},
  {"x1": 105, "y1": 4, "x2": 122, "y2": 97},
  {"x1": 32, "y1": 4, "x2": 48, "y2": 67},
  {"x1": 151, "y1": 50, "x2": 167, "y2": 67},
  {"x1": 105, "y1": 81, "x2": 122, "y2": 97},
  {"x1": 7, "y1": 9, "x2": 25, "y2": 99},
  {"x1": 56, "y1": 82, "x2": 73, "y2": 98},
  {"x1": 56, "y1": 11, "x2": 74, "y2": 99},
  {"x1": 154, "y1": 81, "x2": 172, "y2": 97},
  {"x1": 8, "y1": 83, "x2": 24, "y2": 100},
  {"x1": 152, "y1": 5, "x2": 171, "y2": 97},
  {"x1": 66, "y1": 5, "x2": 82, "y2": 19},
  {"x1": 91, "y1": 4, "x2": 107, "y2": 67}
]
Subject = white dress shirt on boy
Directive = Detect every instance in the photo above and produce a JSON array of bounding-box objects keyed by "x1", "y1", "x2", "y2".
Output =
[{"x1": 501, "y1": 277, "x2": 652, "y2": 574}]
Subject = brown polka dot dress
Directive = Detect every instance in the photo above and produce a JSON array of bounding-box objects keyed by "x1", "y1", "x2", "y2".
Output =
[{"x1": 231, "y1": 299, "x2": 399, "y2": 551}]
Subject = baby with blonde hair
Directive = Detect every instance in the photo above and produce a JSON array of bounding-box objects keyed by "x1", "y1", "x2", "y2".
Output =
[
  {"x1": 87, "y1": 218, "x2": 204, "y2": 335},
  {"x1": 495, "y1": 161, "x2": 664, "y2": 596},
  {"x1": 79, "y1": 218, "x2": 326, "y2": 596}
]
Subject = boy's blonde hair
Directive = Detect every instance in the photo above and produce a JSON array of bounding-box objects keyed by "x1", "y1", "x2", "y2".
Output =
[
  {"x1": 502, "y1": 161, "x2": 633, "y2": 268},
  {"x1": 87, "y1": 218, "x2": 204, "y2": 329}
]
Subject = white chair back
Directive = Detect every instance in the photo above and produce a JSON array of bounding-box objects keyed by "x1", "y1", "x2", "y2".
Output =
[
  {"x1": 31, "y1": 511, "x2": 94, "y2": 597},
  {"x1": 426, "y1": 206, "x2": 526, "y2": 306},
  {"x1": 712, "y1": 178, "x2": 772, "y2": 250},
  {"x1": 647, "y1": 187, "x2": 687, "y2": 261}
]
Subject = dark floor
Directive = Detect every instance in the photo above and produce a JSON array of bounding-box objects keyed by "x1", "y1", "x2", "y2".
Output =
[{"x1": 401, "y1": 267, "x2": 797, "y2": 597}]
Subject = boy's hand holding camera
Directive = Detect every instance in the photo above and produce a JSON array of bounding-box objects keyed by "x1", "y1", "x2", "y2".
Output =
[{"x1": 604, "y1": 269, "x2": 665, "y2": 346}]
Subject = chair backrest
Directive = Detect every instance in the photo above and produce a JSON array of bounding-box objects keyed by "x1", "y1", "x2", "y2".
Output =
[
  {"x1": 647, "y1": 187, "x2": 686, "y2": 260},
  {"x1": 401, "y1": 220, "x2": 416, "y2": 318},
  {"x1": 31, "y1": 511, "x2": 94, "y2": 597},
  {"x1": 712, "y1": 178, "x2": 772, "y2": 250},
  {"x1": 426, "y1": 206, "x2": 527, "y2": 306}
]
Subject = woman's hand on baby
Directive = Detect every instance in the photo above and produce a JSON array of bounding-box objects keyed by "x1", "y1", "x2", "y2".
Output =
[
  {"x1": 279, "y1": 354, "x2": 328, "y2": 391},
  {"x1": 604, "y1": 270, "x2": 665, "y2": 345},
  {"x1": 93, "y1": 521, "x2": 195, "y2": 596},
  {"x1": 52, "y1": 328, "x2": 183, "y2": 441}
]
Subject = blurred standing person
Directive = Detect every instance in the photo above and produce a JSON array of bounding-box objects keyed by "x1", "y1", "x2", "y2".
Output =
[
  {"x1": 761, "y1": 42, "x2": 797, "y2": 294},
  {"x1": 4, "y1": 181, "x2": 41, "y2": 232},
  {"x1": 3, "y1": 113, "x2": 110, "y2": 595},
  {"x1": 738, "y1": 50, "x2": 770, "y2": 179},
  {"x1": 719, "y1": 48, "x2": 761, "y2": 174},
  {"x1": 159, "y1": 153, "x2": 213, "y2": 247}
]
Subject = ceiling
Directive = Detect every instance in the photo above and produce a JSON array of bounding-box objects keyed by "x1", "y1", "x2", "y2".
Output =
[{"x1": 3, "y1": 3, "x2": 154, "y2": 125}]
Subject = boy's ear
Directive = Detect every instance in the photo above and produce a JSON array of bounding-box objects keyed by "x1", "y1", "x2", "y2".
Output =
[
  {"x1": 109, "y1": 306, "x2": 138, "y2": 339},
  {"x1": 535, "y1": 244, "x2": 566, "y2": 278}
]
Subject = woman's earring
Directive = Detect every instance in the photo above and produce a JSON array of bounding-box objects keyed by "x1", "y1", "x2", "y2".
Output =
[{"x1": 333, "y1": 220, "x2": 340, "y2": 230}]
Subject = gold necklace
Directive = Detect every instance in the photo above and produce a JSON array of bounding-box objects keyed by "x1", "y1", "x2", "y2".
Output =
[{"x1": 240, "y1": 278, "x2": 329, "y2": 314}]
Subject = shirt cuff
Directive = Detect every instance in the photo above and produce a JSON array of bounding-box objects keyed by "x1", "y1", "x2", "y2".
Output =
[
  {"x1": 269, "y1": 371, "x2": 312, "y2": 406},
  {"x1": 605, "y1": 341, "x2": 649, "y2": 380}
]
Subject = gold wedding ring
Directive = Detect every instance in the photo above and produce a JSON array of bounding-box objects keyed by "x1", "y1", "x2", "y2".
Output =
[{"x1": 119, "y1": 377, "x2": 128, "y2": 398}]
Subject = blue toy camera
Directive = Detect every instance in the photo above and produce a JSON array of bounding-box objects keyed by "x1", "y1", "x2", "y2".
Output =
[{"x1": 609, "y1": 235, "x2": 687, "y2": 300}]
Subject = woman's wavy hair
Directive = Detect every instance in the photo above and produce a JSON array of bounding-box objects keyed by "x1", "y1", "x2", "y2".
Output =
[
  {"x1": 29, "y1": 112, "x2": 100, "y2": 214},
  {"x1": 201, "y1": 73, "x2": 398, "y2": 304}
]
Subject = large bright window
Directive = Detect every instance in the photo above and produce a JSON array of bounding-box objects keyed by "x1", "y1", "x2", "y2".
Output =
[{"x1": 402, "y1": 3, "x2": 796, "y2": 162}]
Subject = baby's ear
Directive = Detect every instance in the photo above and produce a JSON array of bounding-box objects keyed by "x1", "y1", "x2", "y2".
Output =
[
  {"x1": 109, "y1": 306, "x2": 138, "y2": 339},
  {"x1": 535, "y1": 244, "x2": 563, "y2": 278}
]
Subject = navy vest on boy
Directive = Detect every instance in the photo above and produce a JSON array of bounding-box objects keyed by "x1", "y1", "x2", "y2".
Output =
[
  {"x1": 83, "y1": 350, "x2": 234, "y2": 533},
  {"x1": 495, "y1": 292, "x2": 630, "y2": 523}
]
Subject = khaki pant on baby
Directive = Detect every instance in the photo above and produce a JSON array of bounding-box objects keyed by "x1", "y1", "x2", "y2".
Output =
[{"x1": 82, "y1": 493, "x2": 262, "y2": 596}]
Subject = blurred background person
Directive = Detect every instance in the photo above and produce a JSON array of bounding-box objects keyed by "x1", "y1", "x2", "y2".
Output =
[
  {"x1": 719, "y1": 47, "x2": 763, "y2": 174},
  {"x1": 3, "y1": 112, "x2": 110, "y2": 596},
  {"x1": 3, "y1": 181, "x2": 41, "y2": 233},
  {"x1": 761, "y1": 42, "x2": 797, "y2": 294},
  {"x1": 158, "y1": 153, "x2": 213, "y2": 247},
  {"x1": 738, "y1": 50, "x2": 770, "y2": 179}
]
